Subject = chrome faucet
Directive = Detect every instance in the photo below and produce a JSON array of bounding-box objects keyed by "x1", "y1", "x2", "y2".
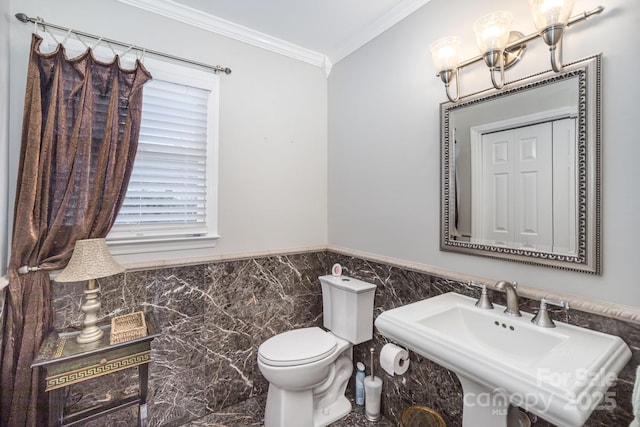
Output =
[
  {"x1": 495, "y1": 281, "x2": 521, "y2": 317},
  {"x1": 531, "y1": 298, "x2": 569, "y2": 328},
  {"x1": 468, "y1": 281, "x2": 494, "y2": 309}
]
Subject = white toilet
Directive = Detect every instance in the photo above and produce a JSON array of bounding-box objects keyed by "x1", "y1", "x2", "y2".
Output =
[{"x1": 257, "y1": 274, "x2": 377, "y2": 427}]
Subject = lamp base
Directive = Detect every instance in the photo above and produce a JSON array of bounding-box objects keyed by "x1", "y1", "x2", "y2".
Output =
[
  {"x1": 76, "y1": 280, "x2": 103, "y2": 344},
  {"x1": 76, "y1": 325, "x2": 104, "y2": 344}
]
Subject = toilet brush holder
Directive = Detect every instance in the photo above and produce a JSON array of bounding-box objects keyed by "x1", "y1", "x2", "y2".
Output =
[
  {"x1": 364, "y1": 375, "x2": 382, "y2": 421},
  {"x1": 365, "y1": 347, "x2": 382, "y2": 421}
]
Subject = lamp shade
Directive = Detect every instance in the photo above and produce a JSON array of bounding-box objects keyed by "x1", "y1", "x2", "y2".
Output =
[
  {"x1": 430, "y1": 36, "x2": 461, "y2": 72},
  {"x1": 473, "y1": 11, "x2": 513, "y2": 54},
  {"x1": 530, "y1": 0, "x2": 575, "y2": 31},
  {"x1": 56, "y1": 238, "x2": 123, "y2": 282}
]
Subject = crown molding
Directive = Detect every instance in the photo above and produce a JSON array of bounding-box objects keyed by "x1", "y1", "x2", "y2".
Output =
[
  {"x1": 117, "y1": 0, "x2": 329, "y2": 71},
  {"x1": 118, "y1": 0, "x2": 432, "y2": 76},
  {"x1": 329, "y1": 0, "x2": 432, "y2": 64}
]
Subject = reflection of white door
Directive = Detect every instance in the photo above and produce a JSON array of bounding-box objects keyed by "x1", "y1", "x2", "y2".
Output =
[
  {"x1": 478, "y1": 123, "x2": 553, "y2": 250},
  {"x1": 552, "y1": 119, "x2": 577, "y2": 254},
  {"x1": 470, "y1": 113, "x2": 577, "y2": 253}
]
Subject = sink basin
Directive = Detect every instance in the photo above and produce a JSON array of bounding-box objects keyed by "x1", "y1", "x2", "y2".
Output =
[{"x1": 375, "y1": 292, "x2": 631, "y2": 427}]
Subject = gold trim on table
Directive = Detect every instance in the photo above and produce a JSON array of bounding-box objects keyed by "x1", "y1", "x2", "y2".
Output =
[
  {"x1": 44, "y1": 351, "x2": 151, "y2": 391},
  {"x1": 54, "y1": 336, "x2": 67, "y2": 359}
]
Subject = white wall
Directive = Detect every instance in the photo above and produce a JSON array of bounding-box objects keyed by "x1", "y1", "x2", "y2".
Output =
[
  {"x1": 6, "y1": 0, "x2": 640, "y2": 308},
  {"x1": 328, "y1": 0, "x2": 640, "y2": 307},
  {"x1": 1, "y1": 1, "x2": 9, "y2": 277},
  {"x1": 5, "y1": 0, "x2": 328, "y2": 266}
]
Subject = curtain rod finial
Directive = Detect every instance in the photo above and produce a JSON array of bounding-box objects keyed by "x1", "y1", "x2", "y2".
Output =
[{"x1": 15, "y1": 13, "x2": 30, "y2": 23}]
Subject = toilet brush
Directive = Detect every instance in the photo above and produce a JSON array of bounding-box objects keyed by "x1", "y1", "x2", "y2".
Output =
[{"x1": 370, "y1": 347, "x2": 375, "y2": 379}]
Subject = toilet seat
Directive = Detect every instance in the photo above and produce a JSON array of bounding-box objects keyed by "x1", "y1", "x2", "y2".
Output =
[{"x1": 259, "y1": 327, "x2": 337, "y2": 367}]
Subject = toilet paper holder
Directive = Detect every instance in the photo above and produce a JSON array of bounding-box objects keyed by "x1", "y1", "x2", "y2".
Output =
[{"x1": 380, "y1": 343, "x2": 410, "y2": 376}]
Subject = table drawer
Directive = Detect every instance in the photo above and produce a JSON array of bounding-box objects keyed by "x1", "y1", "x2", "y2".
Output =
[{"x1": 44, "y1": 339, "x2": 152, "y2": 391}]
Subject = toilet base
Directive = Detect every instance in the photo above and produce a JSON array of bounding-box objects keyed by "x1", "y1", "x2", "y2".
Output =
[
  {"x1": 263, "y1": 382, "x2": 352, "y2": 427},
  {"x1": 264, "y1": 383, "x2": 314, "y2": 427},
  {"x1": 312, "y1": 395, "x2": 351, "y2": 427}
]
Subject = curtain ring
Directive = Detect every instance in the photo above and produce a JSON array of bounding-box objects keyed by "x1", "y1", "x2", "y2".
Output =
[
  {"x1": 43, "y1": 23, "x2": 60, "y2": 45},
  {"x1": 61, "y1": 28, "x2": 73, "y2": 45},
  {"x1": 17, "y1": 265, "x2": 42, "y2": 275},
  {"x1": 105, "y1": 41, "x2": 118, "y2": 58},
  {"x1": 92, "y1": 36, "x2": 104, "y2": 50},
  {"x1": 122, "y1": 44, "x2": 134, "y2": 60},
  {"x1": 74, "y1": 32, "x2": 90, "y2": 50},
  {"x1": 33, "y1": 16, "x2": 45, "y2": 35}
]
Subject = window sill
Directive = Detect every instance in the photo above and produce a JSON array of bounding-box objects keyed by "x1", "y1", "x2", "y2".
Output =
[{"x1": 107, "y1": 235, "x2": 220, "y2": 267}]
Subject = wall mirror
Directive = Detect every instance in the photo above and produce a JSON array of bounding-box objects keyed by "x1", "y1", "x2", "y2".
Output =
[{"x1": 440, "y1": 55, "x2": 601, "y2": 274}]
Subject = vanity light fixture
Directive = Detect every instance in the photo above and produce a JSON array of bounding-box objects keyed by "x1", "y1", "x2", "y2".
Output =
[
  {"x1": 473, "y1": 11, "x2": 513, "y2": 90},
  {"x1": 530, "y1": 0, "x2": 575, "y2": 72},
  {"x1": 430, "y1": 36, "x2": 462, "y2": 102},
  {"x1": 431, "y1": 2, "x2": 603, "y2": 102}
]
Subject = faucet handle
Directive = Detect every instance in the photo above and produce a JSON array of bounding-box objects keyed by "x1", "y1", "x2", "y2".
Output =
[
  {"x1": 468, "y1": 281, "x2": 494, "y2": 309},
  {"x1": 541, "y1": 298, "x2": 569, "y2": 310},
  {"x1": 531, "y1": 298, "x2": 569, "y2": 328}
]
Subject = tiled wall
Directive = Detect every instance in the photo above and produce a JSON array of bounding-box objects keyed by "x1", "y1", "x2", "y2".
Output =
[
  {"x1": 336, "y1": 254, "x2": 640, "y2": 427},
  {"x1": 44, "y1": 251, "x2": 639, "y2": 426},
  {"x1": 51, "y1": 252, "x2": 331, "y2": 427},
  {"x1": 0, "y1": 286, "x2": 4, "y2": 360}
]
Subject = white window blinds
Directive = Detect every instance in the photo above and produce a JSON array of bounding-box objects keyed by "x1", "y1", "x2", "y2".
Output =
[
  {"x1": 108, "y1": 59, "x2": 219, "y2": 244},
  {"x1": 113, "y1": 80, "x2": 209, "y2": 238}
]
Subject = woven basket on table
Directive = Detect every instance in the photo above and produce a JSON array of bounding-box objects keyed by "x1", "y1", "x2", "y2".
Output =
[{"x1": 109, "y1": 311, "x2": 147, "y2": 345}]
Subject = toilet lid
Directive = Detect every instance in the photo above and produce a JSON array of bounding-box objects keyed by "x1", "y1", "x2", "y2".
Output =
[{"x1": 259, "y1": 327, "x2": 337, "y2": 367}]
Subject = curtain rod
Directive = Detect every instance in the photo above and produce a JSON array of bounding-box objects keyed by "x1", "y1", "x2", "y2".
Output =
[{"x1": 15, "y1": 12, "x2": 232, "y2": 75}]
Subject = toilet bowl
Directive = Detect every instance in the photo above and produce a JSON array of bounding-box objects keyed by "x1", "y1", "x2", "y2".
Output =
[
  {"x1": 258, "y1": 327, "x2": 350, "y2": 390},
  {"x1": 257, "y1": 274, "x2": 377, "y2": 427},
  {"x1": 258, "y1": 327, "x2": 353, "y2": 427}
]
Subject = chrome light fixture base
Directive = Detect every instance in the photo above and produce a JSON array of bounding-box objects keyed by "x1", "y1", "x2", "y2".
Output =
[
  {"x1": 503, "y1": 31, "x2": 526, "y2": 70},
  {"x1": 540, "y1": 25, "x2": 566, "y2": 47},
  {"x1": 482, "y1": 50, "x2": 502, "y2": 68},
  {"x1": 540, "y1": 25, "x2": 567, "y2": 72},
  {"x1": 438, "y1": 68, "x2": 460, "y2": 102}
]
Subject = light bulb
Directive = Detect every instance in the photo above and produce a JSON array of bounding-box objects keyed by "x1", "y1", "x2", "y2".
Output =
[
  {"x1": 473, "y1": 11, "x2": 513, "y2": 54},
  {"x1": 430, "y1": 36, "x2": 461, "y2": 73},
  {"x1": 530, "y1": 0, "x2": 575, "y2": 31}
]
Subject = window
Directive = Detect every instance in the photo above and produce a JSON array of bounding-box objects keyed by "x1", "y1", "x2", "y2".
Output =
[
  {"x1": 107, "y1": 57, "x2": 220, "y2": 256},
  {"x1": 37, "y1": 35, "x2": 220, "y2": 260}
]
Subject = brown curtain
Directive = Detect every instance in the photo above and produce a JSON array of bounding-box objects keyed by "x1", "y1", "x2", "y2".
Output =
[{"x1": 0, "y1": 34, "x2": 151, "y2": 427}]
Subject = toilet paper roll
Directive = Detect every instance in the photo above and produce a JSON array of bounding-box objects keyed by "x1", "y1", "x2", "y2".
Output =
[{"x1": 380, "y1": 343, "x2": 410, "y2": 376}]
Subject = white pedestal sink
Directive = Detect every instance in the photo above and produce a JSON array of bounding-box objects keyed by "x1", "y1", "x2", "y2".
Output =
[{"x1": 375, "y1": 292, "x2": 631, "y2": 427}]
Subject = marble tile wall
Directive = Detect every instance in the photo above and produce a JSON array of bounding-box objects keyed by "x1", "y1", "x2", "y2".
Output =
[
  {"x1": 334, "y1": 254, "x2": 640, "y2": 427},
  {"x1": 0, "y1": 286, "x2": 4, "y2": 359},
  {"x1": 51, "y1": 252, "x2": 331, "y2": 427},
  {"x1": 47, "y1": 250, "x2": 640, "y2": 427}
]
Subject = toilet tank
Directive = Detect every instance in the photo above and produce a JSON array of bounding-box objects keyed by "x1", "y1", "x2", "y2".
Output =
[{"x1": 319, "y1": 275, "x2": 376, "y2": 344}]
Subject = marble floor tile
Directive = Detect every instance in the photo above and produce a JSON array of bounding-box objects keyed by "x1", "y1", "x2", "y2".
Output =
[{"x1": 184, "y1": 394, "x2": 395, "y2": 427}]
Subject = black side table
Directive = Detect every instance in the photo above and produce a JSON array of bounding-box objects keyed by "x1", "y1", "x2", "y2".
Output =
[{"x1": 32, "y1": 313, "x2": 160, "y2": 427}]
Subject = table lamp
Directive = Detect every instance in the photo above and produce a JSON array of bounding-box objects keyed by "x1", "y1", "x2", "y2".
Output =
[{"x1": 56, "y1": 238, "x2": 124, "y2": 344}]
